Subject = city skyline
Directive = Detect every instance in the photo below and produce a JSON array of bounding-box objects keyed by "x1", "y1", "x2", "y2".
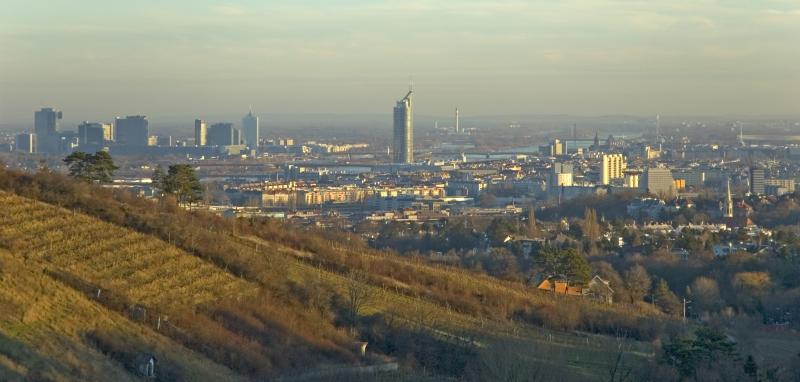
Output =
[{"x1": 1, "y1": 1, "x2": 799, "y2": 123}]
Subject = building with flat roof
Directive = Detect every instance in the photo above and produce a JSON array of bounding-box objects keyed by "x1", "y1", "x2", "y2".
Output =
[
  {"x1": 34, "y1": 107, "x2": 62, "y2": 152},
  {"x1": 765, "y1": 178, "x2": 795, "y2": 193},
  {"x1": 624, "y1": 169, "x2": 640, "y2": 188},
  {"x1": 207, "y1": 123, "x2": 240, "y2": 146},
  {"x1": 549, "y1": 162, "x2": 573, "y2": 195},
  {"x1": 115, "y1": 116, "x2": 149, "y2": 146},
  {"x1": 640, "y1": 167, "x2": 675, "y2": 197},
  {"x1": 15, "y1": 133, "x2": 36, "y2": 153},
  {"x1": 78, "y1": 122, "x2": 106, "y2": 146},
  {"x1": 601, "y1": 154, "x2": 625, "y2": 185},
  {"x1": 194, "y1": 119, "x2": 207, "y2": 146},
  {"x1": 750, "y1": 167, "x2": 765, "y2": 195}
]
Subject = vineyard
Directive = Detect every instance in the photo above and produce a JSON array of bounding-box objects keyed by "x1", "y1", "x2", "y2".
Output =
[
  {"x1": 0, "y1": 191, "x2": 256, "y2": 309},
  {"x1": 0, "y1": 248, "x2": 247, "y2": 381},
  {"x1": 0, "y1": 172, "x2": 664, "y2": 381}
]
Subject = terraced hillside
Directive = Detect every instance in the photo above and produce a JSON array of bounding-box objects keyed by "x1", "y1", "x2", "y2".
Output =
[
  {"x1": 0, "y1": 248, "x2": 246, "y2": 381},
  {"x1": 0, "y1": 170, "x2": 666, "y2": 380},
  {"x1": 0, "y1": 192, "x2": 256, "y2": 308},
  {"x1": 0, "y1": 191, "x2": 360, "y2": 380}
]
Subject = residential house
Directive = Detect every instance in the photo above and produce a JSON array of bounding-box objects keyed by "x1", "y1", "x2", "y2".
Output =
[{"x1": 586, "y1": 276, "x2": 614, "y2": 304}]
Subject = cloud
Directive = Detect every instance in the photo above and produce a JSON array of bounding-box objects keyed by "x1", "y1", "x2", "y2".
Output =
[
  {"x1": 702, "y1": 46, "x2": 754, "y2": 59},
  {"x1": 211, "y1": 5, "x2": 245, "y2": 16},
  {"x1": 765, "y1": 9, "x2": 800, "y2": 16},
  {"x1": 542, "y1": 51, "x2": 564, "y2": 62},
  {"x1": 626, "y1": 11, "x2": 677, "y2": 30}
]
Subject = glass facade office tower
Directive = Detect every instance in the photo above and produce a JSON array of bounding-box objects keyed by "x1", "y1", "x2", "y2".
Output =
[
  {"x1": 115, "y1": 116, "x2": 149, "y2": 146},
  {"x1": 242, "y1": 111, "x2": 259, "y2": 149},
  {"x1": 750, "y1": 167, "x2": 765, "y2": 195},
  {"x1": 34, "y1": 107, "x2": 62, "y2": 152},
  {"x1": 15, "y1": 133, "x2": 36, "y2": 153},
  {"x1": 78, "y1": 122, "x2": 106, "y2": 146},
  {"x1": 207, "y1": 123, "x2": 240, "y2": 146},
  {"x1": 393, "y1": 88, "x2": 414, "y2": 163}
]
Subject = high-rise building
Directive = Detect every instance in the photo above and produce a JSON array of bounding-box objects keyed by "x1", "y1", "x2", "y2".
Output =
[
  {"x1": 624, "y1": 169, "x2": 641, "y2": 188},
  {"x1": 549, "y1": 139, "x2": 567, "y2": 156},
  {"x1": 15, "y1": 133, "x2": 36, "y2": 153},
  {"x1": 115, "y1": 116, "x2": 149, "y2": 146},
  {"x1": 600, "y1": 154, "x2": 626, "y2": 185},
  {"x1": 194, "y1": 119, "x2": 208, "y2": 146},
  {"x1": 207, "y1": 123, "x2": 240, "y2": 146},
  {"x1": 749, "y1": 167, "x2": 765, "y2": 195},
  {"x1": 34, "y1": 107, "x2": 62, "y2": 152},
  {"x1": 549, "y1": 162, "x2": 574, "y2": 195},
  {"x1": 101, "y1": 123, "x2": 113, "y2": 141},
  {"x1": 673, "y1": 169, "x2": 705, "y2": 189},
  {"x1": 34, "y1": 107, "x2": 61, "y2": 137},
  {"x1": 78, "y1": 122, "x2": 106, "y2": 146},
  {"x1": 242, "y1": 111, "x2": 259, "y2": 149},
  {"x1": 393, "y1": 87, "x2": 414, "y2": 163},
  {"x1": 640, "y1": 167, "x2": 675, "y2": 197}
]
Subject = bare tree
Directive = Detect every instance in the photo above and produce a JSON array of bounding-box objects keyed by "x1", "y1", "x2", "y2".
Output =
[
  {"x1": 607, "y1": 349, "x2": 634, "y2": 382},
  {"x1": 583, "y1": 207, "x2": 601, "y2": 242},
  {"x1": 527, "y1": 203, "x2": 537, "y2": 237},
  {"x1": 624, "y1": 265, "x2": 652, "y2": 304},
  {"x1": 345, "y1": 270, "x2": 375, "y2": 326}
]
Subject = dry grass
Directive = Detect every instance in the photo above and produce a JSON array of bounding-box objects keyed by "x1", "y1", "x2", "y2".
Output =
[
  {"x1": 232, "y1": 234, "x2": 656, "y2": 376},
  {"x1": 0, "y1": 248, "x2": 245, "y2": 381},
  {"x1": 0, "y1": 191, "x2": 258, "y2": 309},
  {"x1": 0, "y1": 187, "x2": 657, "y2": 380}
]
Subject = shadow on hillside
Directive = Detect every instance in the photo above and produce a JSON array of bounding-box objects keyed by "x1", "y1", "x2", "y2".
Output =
[{"x1": 0, "y1": 332, "x2": 68, "y2": 381}]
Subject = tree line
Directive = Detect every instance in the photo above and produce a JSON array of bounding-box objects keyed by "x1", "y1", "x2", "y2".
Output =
[{"x1": 62, "y1": 151, "x2": 202, "y2": 206}]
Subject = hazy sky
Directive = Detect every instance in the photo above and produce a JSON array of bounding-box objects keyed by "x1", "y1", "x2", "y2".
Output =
[{"x1": 1, "y1": 0, "x2": 798, "y2": 124}]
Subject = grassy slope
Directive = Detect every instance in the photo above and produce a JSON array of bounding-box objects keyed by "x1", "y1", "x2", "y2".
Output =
[
  {"x1": 0, "y1": 246, "x2": 244, "y2": 382},
  {"x1": 0, "y1": 187, "x2": 657, "y2": 380},
  {"x1": 230, "y1": 235, "x2": 657, "y2": 380},
  {"x1": 0, "y1": 191, "x2": 258, "y2": 309}
]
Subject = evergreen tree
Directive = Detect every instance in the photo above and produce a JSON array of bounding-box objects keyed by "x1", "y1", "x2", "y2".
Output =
[
  {"x1": 561, "y1": 248, "x2": 591, "y2": 285},
  {"x1": 743, "y1": 355, "x2": 758, "y2": 379},
  {"x1": 163, "y1": 164, "x2": 202, "y2": 206},
  {"x1": 536, "y1": 247, "x2": 590, "y2": 285},
  {"x1": 653, "y1": 278, "x2": 681, "y2": 316},
  {"x1": 64, "y1": 151, "x2": 91, "y2": 180},
  {"x1": 486, "y1": 217, "x2": 517, "y2": 246},
  {"x1": 89, "y1": 151, "x2": 118, "y2": 183},
  {"x1": 661, "y1": 326, "x2": 738, "y2": 379},
  {"x1": 151, "y1": 165, "x2": 166, "y2": 194},
  {"x1": 63, "y1": 151, "x2": 118, "y2": 183}
]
